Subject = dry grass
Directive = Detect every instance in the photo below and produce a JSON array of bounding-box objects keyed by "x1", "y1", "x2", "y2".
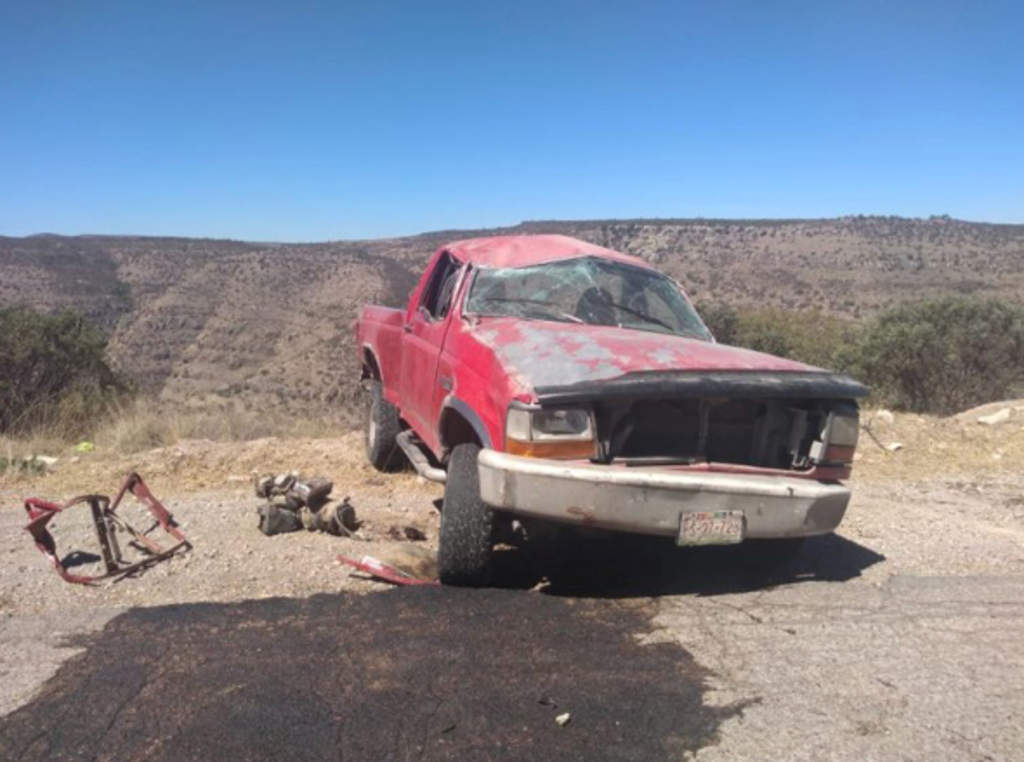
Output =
[
  {"x1": 0, "y1": 397, "x2": 359, "y2": 484},
  {"x1": 92, "y1": 399, "x2": 351, "y2": 454}
]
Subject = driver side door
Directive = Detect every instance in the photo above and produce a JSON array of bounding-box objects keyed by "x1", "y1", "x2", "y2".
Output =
[{"x1": 399, "y1": 251, "x2": 462, "y2": 448}]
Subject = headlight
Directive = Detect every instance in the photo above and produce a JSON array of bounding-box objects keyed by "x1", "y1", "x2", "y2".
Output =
[
  {"x1": 809, "y1": 410, "x2": 859, "y2": 466},
  {"x1": 505, "y1": 406, "x2": 596, "y2": 459}
]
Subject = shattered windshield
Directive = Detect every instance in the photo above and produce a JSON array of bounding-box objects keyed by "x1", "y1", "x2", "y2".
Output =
[{"x1": 464, "y1": 256, "x2": 711, "y2": 340}]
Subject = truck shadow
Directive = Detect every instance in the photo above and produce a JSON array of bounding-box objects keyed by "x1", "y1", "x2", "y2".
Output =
[{"x1": 490, "y1": 532, "x2": 886, "y2": 599}]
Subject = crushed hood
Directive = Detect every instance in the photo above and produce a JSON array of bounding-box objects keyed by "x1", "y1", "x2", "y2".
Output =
[{"x1": 468, "y1": 318, "x2": 868, "y2": 403}]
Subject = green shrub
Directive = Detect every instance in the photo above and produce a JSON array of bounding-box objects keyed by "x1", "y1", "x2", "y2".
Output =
[
  {"x1": 697, "y1": 297, "x2": 1024, "y2": 414},
  {"x1": 697, "y1": 302, "x2": 859, "y2": 370},
  {"x1": 0, "y1": 307, "x2": 127, "y2": 434},
  {"x1": 848, "y1": 296, "x2": 1024, "y2": 414}
]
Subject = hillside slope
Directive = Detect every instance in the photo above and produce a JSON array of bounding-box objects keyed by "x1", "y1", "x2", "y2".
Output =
[{"x1": 2, "y1": 216, "x2": 1022, "y2": 417}]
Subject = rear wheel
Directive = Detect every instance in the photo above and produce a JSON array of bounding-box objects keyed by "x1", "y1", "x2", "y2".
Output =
[
  {"x1": 365, "y1": 382, "x2": 403, "y2": 471},
  {"x1": 438, "y1": 443, "x2": 495, "y2": 586}
]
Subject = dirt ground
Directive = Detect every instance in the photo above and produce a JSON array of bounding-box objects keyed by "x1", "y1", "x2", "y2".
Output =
[{"x1": 1, "y1": 406, "x2": 1023, "y2": 759}]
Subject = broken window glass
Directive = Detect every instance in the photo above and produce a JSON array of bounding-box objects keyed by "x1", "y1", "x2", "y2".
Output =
[{"x1": 464, "y1": 256, "x2": 711, "y2": 340}]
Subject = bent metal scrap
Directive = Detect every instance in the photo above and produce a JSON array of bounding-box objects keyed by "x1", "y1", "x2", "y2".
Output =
[{"x1": 23, "y1": 472, "x2": 191, "y2": 584}]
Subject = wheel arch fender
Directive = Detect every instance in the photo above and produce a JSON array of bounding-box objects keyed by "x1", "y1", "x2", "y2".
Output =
[
  {"x1": 361, "y1": 344, "x2": 383, "y2": 383},
  {"x1": 439, "y1": 397, "x2": 493, "y2": 455}
]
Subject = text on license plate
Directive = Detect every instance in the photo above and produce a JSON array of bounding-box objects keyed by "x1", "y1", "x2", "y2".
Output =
[{"x1": 677, "y1": 510, "x2": 745, "y2": 546}]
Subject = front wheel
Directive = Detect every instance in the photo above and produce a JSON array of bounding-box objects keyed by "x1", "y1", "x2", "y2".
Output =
[{"x1": 438, "y1": 443, "x2": 495, "y2": 586}]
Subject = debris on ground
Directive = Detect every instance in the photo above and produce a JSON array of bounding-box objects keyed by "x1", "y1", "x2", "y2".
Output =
[
  {"x1": 873, "y1": 409, "x2": 895, "y2": 425},
  {"x1": 977, "y1": 408, "x2": 1011, "y2": 426},
  {"x1": 387, "y1": 525, "x2": 427, "y2": 541},
  {"x1": 337, "y1": 542, "x2": 439, "y2": 585},
  {"x1": 257, "y1": 502, "x2": 303, "y2": 535},
  {"x1": 22, "y1": 472, "x2": 191, "y2": 584},
  {"x1": 255, "y1": 472, "x2": 360, "y2": 537},
  {"x1": 886, "y1": 442, "x2": 904, "y2": 452},
  {"x1": 555, "y1": 712, "x2": 571, "y2": 727},
  {"x1": 255, "y1": 472, "x2": 333, "y2": 509},
  {"x1": 337, "y1": 554, "x2": 439, "y2": 586},
  {"x1": 2, "y1": 455, "x2": 60, "y2": 474}
]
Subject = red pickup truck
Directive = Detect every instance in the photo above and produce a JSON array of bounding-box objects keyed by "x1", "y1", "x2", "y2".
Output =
[{"x1": 356, "y1": 234, "x2": 868, "y2": 585}]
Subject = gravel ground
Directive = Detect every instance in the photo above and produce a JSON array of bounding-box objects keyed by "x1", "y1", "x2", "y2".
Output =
[
  {"x1": 1, "y1": 482, "x2": 443, "y2": 615},
  {"x1": 2, "y1": 423, "x2": 1023, "y2": 759}
]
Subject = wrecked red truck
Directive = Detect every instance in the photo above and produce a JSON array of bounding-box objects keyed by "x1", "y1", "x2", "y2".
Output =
[{"x1": 355, "y1": 235, "x2": 868, "y2": 585}]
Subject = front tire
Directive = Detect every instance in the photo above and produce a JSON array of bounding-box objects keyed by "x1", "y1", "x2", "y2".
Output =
[
  {"x1": 438, "y1": 443, "x2": 495, "y2": 586},
  {"x1": 365, "y1": 382, "x2": 403, "y2": 471}
]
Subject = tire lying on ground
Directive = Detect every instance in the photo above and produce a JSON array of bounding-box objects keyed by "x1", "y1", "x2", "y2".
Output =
[
  {"x1": 365, "y1": 382, "x2": 404, "y2": 472},
  {"x1": 439, "y1": 442, "x2": 496, "y2": 586}
]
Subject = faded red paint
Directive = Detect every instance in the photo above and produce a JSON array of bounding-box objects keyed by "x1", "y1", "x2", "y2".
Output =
[
  {"x1": 466, "y1": 317, "x2": 815, "y2": 393},
  {"x1": 355, "y1": 234, "x2": 842, "y2": 474}
]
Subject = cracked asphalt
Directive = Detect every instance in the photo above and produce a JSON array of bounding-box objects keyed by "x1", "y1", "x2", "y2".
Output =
[{"x1": 2, "y1": 476, "x2": 1024, "y2": 760}]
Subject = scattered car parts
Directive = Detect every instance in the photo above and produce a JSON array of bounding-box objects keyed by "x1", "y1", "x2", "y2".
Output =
[
  {"x1": 255, "y1": 472, "x2": 359, "y2": 537},
  {"x1": 22, "y1": 472, "x2": 190, "y2": 584}
]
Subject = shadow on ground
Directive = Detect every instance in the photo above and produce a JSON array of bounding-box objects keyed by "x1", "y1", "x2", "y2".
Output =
[
  {"x1": 60, "y1": 550, "x2": 102, "y2": 569},
  {"x1": 490, "y1": 532, "x2": 886, "y2": 598},
  {"x1": 0, "y1": 588, "x2": 747, "y2": 761}
]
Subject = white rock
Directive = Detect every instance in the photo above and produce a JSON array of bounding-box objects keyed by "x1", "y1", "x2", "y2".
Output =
[
  {"x1": 555, "y1": 712, "x2": 571, "y2": 727},
  {"x1": 886, "y1": 442, "x2": 903, "y2": 452},
  {"x1": 977, "y1": 408, "x2": 1011, "y2": 426}
]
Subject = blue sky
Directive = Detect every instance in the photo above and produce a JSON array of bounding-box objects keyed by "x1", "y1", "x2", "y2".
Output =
[{"x1": 1, "y1": 1, "x2": 1021, "y2": 240}]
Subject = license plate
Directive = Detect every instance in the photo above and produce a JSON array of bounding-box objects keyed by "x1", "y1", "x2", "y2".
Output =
[{"x1": 677, "y1": 510, "x2": 745, "y2": 546}]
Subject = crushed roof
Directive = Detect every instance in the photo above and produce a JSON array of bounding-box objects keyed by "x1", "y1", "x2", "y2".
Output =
[{"x1": 443, "y1": 234, "x2": 654, "y2": 270}]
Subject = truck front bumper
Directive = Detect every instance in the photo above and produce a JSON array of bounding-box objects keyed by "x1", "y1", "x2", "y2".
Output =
[{"x1": 476, "y1": 450, "x2": 850, "y2": 540}]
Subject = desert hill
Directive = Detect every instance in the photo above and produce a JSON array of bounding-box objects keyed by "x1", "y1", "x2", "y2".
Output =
[{"x1": 2, "y1": 216, "x2": 1022, "y2": 420}]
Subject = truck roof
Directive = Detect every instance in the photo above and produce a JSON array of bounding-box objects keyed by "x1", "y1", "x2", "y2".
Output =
[{"x1": 444, "y1": 234, "x2": 655, "y2": 270}]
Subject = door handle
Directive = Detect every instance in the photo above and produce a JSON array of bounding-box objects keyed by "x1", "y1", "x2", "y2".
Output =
[{"x1": 403, "y1": 323, "x2": 413, "y2": 333}]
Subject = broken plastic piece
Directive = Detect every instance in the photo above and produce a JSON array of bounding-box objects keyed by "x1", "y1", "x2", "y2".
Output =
[{"x1": 337, "y1": 554, "x2": 439, "y2": 586}]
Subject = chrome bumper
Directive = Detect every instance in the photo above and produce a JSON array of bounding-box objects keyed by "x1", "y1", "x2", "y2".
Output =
[{"x1": 476, "y1": 450, "x2": 850, "y2": 540}]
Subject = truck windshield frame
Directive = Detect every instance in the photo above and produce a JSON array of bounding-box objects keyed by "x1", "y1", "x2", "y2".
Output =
[{"x1": 463, "y1": 255, "x2": 712, "y2": 341}]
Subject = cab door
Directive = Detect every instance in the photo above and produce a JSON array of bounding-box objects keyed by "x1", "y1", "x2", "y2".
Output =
[{"x1": 399, "y1": 251, "x2": 462, "y2": 450}]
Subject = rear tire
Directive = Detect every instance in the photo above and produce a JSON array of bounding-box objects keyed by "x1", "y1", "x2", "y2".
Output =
[
  {"x1": 439, "y1": 443, "x2": 495, "y2": 586},
  {"x1": 365, "y1": 382, "x2": 403, "y2": 471}
]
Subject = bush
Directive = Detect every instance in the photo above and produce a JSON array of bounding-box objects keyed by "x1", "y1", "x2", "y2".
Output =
[
  {"x1": 697, "y1": 302, "x2": 859, "y2": 370},
  {"x1": 849, "y1": 297, "x2": 1024, "y2": 414},
  {"x1": 697, "y1": 297, "x2": 1024, "y2": 414},
  {"x1": 0, "y1": 307, "x2": 127, "y2": 434}
]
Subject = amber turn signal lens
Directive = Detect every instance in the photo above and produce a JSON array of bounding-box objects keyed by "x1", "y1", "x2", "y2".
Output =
[{"x1": 506, "y1": 438, "x2": 596, "y2": 460}]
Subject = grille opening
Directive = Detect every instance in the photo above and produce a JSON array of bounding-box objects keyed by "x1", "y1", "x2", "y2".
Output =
[{"x1": 604, "y1": 398, "x2": 830, "y2": 470}]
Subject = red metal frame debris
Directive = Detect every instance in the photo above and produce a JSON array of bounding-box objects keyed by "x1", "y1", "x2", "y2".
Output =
[
  {"x1": 23, "y1": 472, "x2": 191, "y2": 584},
  {"x1": 337, "y1": 554, "x2": 439, "y2": 586}
]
